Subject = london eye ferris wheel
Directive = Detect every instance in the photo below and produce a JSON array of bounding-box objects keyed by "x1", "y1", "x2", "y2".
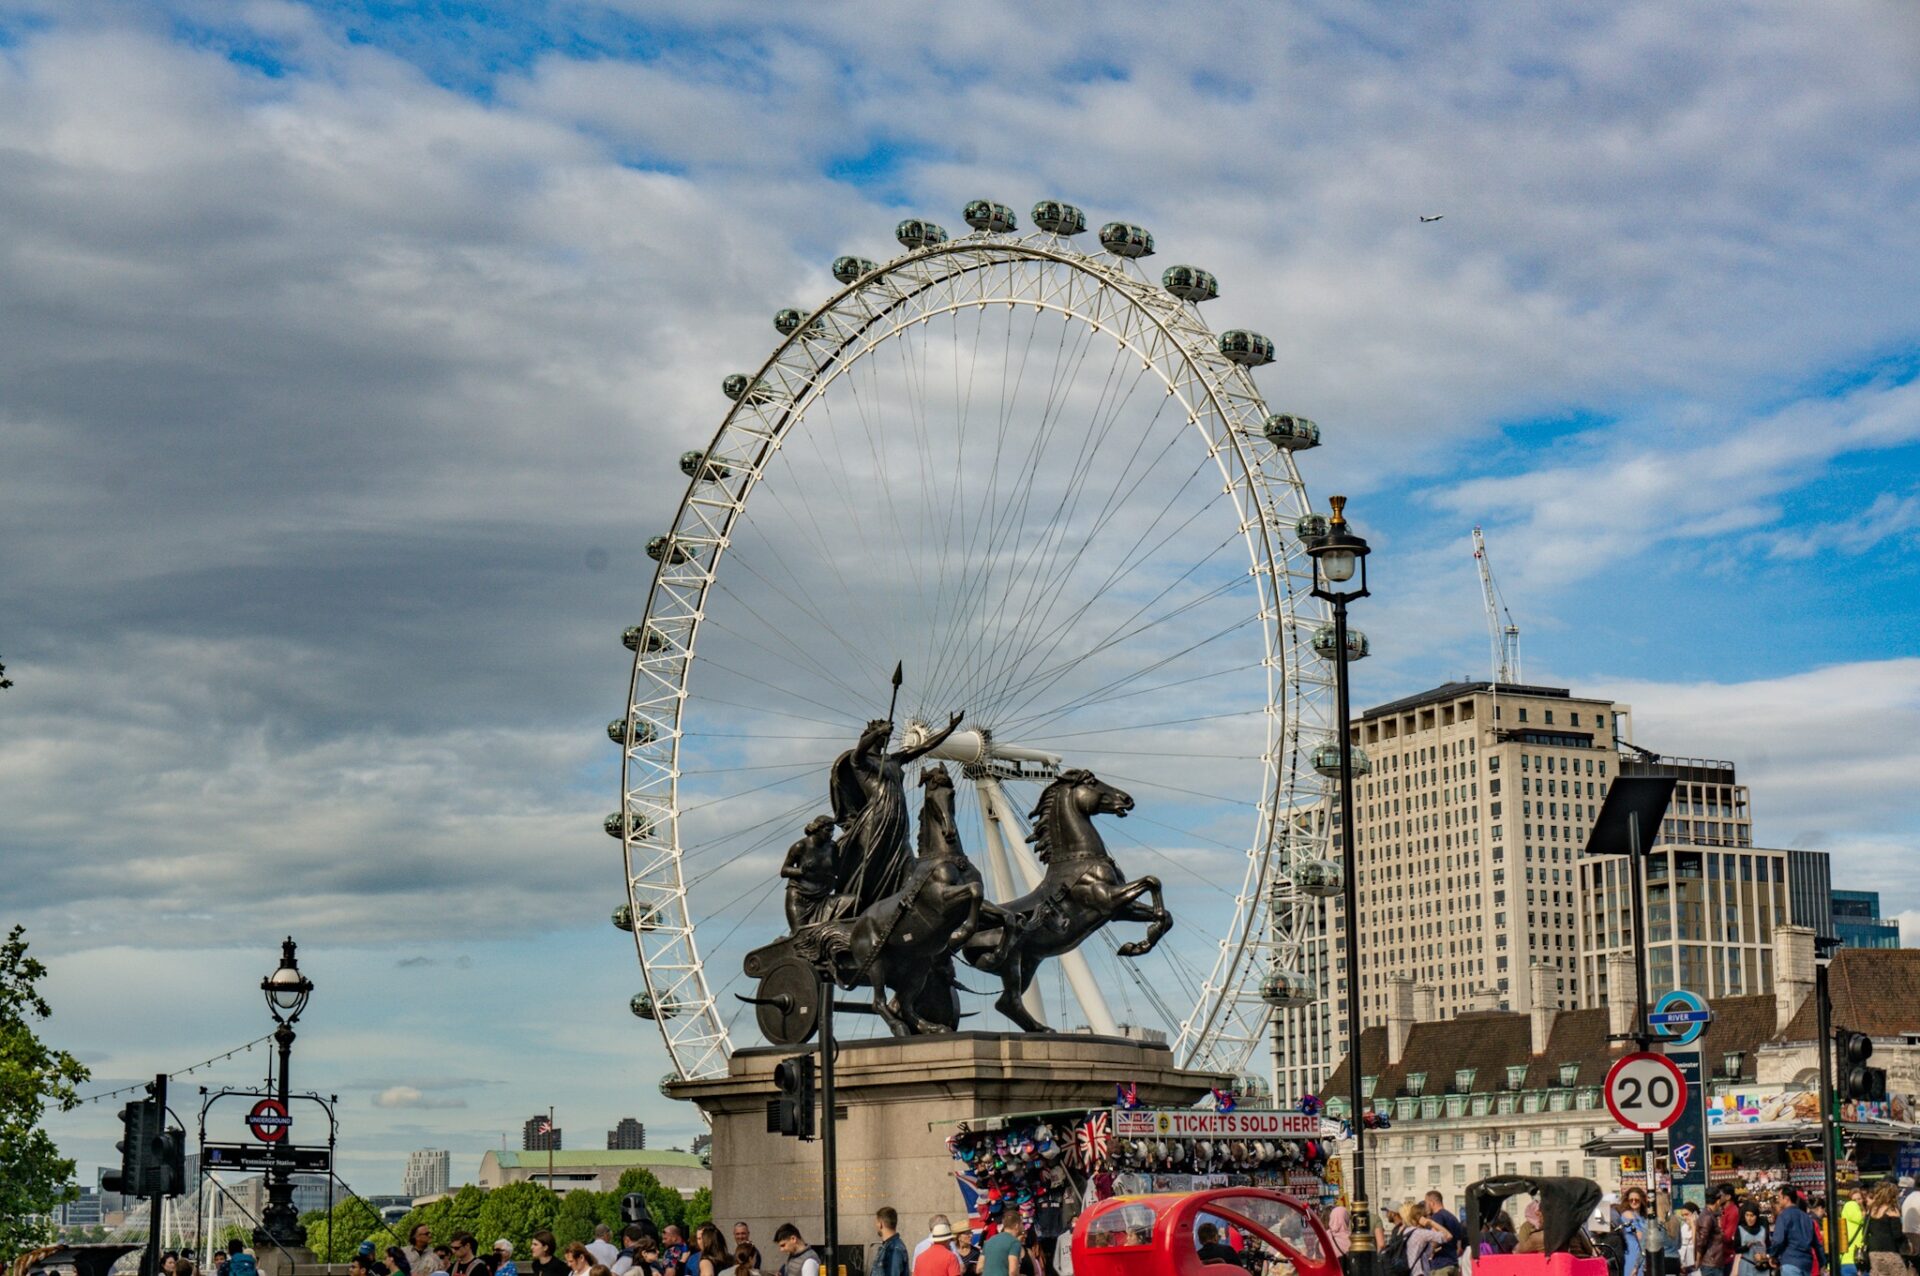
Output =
[{"x1": 609, "y1": 198, "x2": 1362, "y2": 1092}]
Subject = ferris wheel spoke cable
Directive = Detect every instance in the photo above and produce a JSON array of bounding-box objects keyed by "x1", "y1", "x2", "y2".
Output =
[
  {"x1": 726, "y1": 507, "x2": 897, "y2": 690},
  {"x1": 698, "y1": 591, "x2": 878, "y2": 711},
  {"x1": 1006, "y1": 583, "x2": 1259, "y2": 732},
  {"x1": 1013, "y1": 658, "x2": 1264, "y2": 731},
  {"x1": 933, "y1": 316, "x2": 1144, "y2": 709},
  {"x1": 985, "y1": 455, "x2": 1225, "y2": 723},
  {"x1": 995, "y1": 561, "x2": 1251, "y2": 732},
  {"x1": 972, "y1": 372, "x2": 1191, "y2": 701},
  {"x1": 966, "y1": 334, "x2": 1159, "y2": 716},
  {"x1": 917, "y1": 307, "x2": 1096, "y2": 711},
  {"x1": 1025, "y1": 706, "x2": 1265, "y2": 742},
  {"x1": 1008, "y1": 608, "x2": 1265, "y2": 742}
]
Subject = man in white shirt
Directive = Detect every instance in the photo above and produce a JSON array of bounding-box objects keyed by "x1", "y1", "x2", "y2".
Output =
[
  {"x1": 912, "y1": 1219, "x2": 954, "y2": 1263},
  {"x1": 587, "y1": 1226, "x2": 620, "y2": 1270}
]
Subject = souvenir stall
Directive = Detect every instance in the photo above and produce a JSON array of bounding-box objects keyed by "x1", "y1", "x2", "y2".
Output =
[
  {"x1": 945, "y1": 1089, "x2": 1344, "y2": 1238},
  {"x1": 1588, "y1": 1090, "x2": 1920, "y2": 1196}
]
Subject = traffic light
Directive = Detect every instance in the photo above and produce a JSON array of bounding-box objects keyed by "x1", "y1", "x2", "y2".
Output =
[
  {"x1": 1840, "y1": 1031, "x2": 1887, "y2": 1103},
  {"x1": 103, "y1": 1098, "x2": 160, "y2": 1196},
  {"x1": 773, "y1": 1054, "x2": 816, "y2": 1139},
  {"x1": 157, "y1": 1127, "x2": 187, "y2": 1197}
]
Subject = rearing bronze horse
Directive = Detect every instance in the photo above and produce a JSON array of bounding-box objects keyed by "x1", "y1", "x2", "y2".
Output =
[{"x1": 961, "y1": 767, "x2": 1172, "y2": 1032}]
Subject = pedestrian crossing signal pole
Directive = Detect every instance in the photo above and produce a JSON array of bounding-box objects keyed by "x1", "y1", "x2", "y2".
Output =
[{"x1": 819, "y1": 972, "x2": 839, "y2": 1276}]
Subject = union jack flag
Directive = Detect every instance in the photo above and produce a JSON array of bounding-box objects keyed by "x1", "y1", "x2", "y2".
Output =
[
  {"x1": 1212, "y1": 1088, "x2": 1237, "y2": 1113},
  {"x1": 1115, "y1": 1081, "x2": 1142, "y2": 1110}
]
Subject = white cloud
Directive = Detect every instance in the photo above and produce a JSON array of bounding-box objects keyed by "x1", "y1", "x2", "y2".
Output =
[
  {"x1": 373, "y1": 1085, "x2": 468, "y2": 1110},
  {"x1": 1597, "y1": 658, "x2": 1920, "y2": 915}
]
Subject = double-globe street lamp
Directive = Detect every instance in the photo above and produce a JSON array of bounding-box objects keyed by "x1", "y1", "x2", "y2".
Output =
[
  {"x1": 1308, "y1": 496, "x2": 1374, "y2": 1276},
  {"x1": 257, "y1": 937, "x2": 314, "y2": 1249}
]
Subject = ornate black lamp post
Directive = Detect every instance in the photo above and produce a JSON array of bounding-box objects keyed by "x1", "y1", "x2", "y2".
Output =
[
  {"x1": 1308, "y1": 496, "x2": 1373, "y2": 1276},
  {"x1": 256, "y1": 937, "x2": 313, "y2": 1249}
]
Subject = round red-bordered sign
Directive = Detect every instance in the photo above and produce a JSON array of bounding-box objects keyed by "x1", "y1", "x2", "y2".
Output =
[
  {"x1": 247, "y1": 1098, "x2": 292, "y2": 1143},
  {"x1": 1604, "y1": 1052, "x2": 1687, "y2": 1133}
]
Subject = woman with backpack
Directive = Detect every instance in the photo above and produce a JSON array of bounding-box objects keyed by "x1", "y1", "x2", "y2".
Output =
[{"x1": 1401, "y1": 1202, "x2": 1451, "y2": 1276}]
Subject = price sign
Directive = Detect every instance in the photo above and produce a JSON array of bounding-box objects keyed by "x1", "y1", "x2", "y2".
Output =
[{"x1": 1606, "y1": 1052, "x2": 1688, "y2": 1133}]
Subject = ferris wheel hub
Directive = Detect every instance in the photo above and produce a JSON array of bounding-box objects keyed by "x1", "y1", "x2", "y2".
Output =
[{"x1": 900, "y1": 720, "x2": 1062, "y2": 781}]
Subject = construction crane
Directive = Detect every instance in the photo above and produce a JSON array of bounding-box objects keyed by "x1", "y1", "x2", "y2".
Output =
[{"x1": 1471, "y1": 526, "x2": 1522, "y2": 684}]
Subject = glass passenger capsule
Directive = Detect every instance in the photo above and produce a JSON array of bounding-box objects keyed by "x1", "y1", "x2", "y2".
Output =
[
  {"x1": 1219, "y1": 330, "x2": 1275, "y2": 367},
  {"x1": 1259, "y1": 967, "x2": 1319, "y2": 1008},
  {"x1": 774, "y1": 308, "x2": 825, "y2": 337},
  {"x1": 1294, "y1": 512, "x2": 1329, "y2": 541},
  {"x1": 1031, "y1": 200, "x2": 1087, "y2": 235},
  {"x1": 1263, "y1": 413, "x2": 1320, "y2": 450},
  {"x1": 722, "y1": 373, "x2": 772, "y2": 405},
  {"x1": 679, "y1": 450, "x2": 732, "y2": 481},
  {"x1": 1098, "y1": 222, "x2": 1155, "y2": 258},
  {"x1": 646, "y1": 535, "x2": 690, "y2": 565},
  {"x1": 832, "y1": 256, "x2": 877, "y2": 285},
  {"x1": 622, "y1": 625, "x2": 667, "y2": 653},
  {"x1": 607, "y1": 718, "x2": 659, "y2": 746},
  {"x1": 658, "y1": 1072, "x2": 679, "y2": 1097},
  {"x1": 896, "y1": 219, "x2": 948, "y2": 249},
  {"x1": 604, "y1": 811, "x2": 656, "y2": 839},
  {"x1": 1309, "y1": 740, "x2": 1371, "y2": 778},
  {"x1": 630, "y1": 993, "x2": 681, "y2": 1020},
  {"x1": 1311, "y1": 624, "x2": 1369, "y2": 662},
  {"x1": 1294, "y1": 858, "x2": 1345, "y2": 898},
  {"x1": 1162, "y1": 265, "x2": 1219, "y2": 303},
  {"x1": 963, "y1": 200, "x2": 1018, "y2": 233}
]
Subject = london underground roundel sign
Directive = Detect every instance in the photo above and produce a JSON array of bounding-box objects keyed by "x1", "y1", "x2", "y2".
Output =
[
  {"x1": 1604, "y1": 1052, "x2": 1687, "y2": 1133},
  {"x1": 247, "y1": 1098, "x2": 292, "y2": 1142}
]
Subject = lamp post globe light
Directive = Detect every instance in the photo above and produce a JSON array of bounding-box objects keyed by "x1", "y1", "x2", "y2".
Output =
[
  {"x1": 1307, "y1": 496, "x2": 1373, "y2": 1276},
  {"x1": 257, "y1": 937, "x2": 313, "y2": 1249}
]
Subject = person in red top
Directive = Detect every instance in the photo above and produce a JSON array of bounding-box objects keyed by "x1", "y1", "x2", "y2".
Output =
[{"x1": 914, "y1": 1224, "x2": 961, "y2": 1276}]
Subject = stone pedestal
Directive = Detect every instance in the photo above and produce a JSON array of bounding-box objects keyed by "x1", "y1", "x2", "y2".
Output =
[{"x1": 668, "y1": 1032, "x2": 1227, "y2": 1250}]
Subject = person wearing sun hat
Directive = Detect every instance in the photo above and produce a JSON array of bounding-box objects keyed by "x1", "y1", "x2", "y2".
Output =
[{"x1": 913, "y1": 1223, "x2": 960, "y2": 1276}]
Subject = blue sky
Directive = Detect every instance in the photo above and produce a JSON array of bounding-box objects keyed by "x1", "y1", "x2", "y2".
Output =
[{"x1": 4, "y1": 0, "x2": 1918, "y2": 1197}]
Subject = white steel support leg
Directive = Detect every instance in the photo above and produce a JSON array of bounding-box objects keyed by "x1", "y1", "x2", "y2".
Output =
[
  {"x1": 974, "y1": 778, "x2": 1045, "y2": 1023},
  {"x1": 979, "y1": 778, "x2": 1123, "y2": 1038}
]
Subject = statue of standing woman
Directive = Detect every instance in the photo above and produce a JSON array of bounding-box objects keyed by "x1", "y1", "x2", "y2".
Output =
[
  {"x1": 779, "y1": 814, "x2": 843, "y2": 930},
  {"x1": 828, "y1": 711, "x2": 964, "y2": 913}
]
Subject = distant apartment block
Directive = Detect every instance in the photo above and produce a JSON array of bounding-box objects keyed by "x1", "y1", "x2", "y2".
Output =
[
  {"x1": 403, "y1": 1148, "x2": 451, "y2": 1199},
  {"x1": 607, "y1": 1118, "x2": 647, "y2": 1150}
]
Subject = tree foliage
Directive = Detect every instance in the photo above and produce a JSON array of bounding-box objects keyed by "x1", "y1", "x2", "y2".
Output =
[
  {"x1": 0, "y1": 926, "x2": 92, "y2": 1263},
  {"x1": 304, "y1": 1196, "x2": 386, "y2": 1263},
  {"x1": 614, "y1": 1169, "x2": 686, "y2": 1231},
  {"x1": 477, "y1": 1182, "x2": 559, "y2": 1257},
  {"x1": 683, "y1": 1188, "x2": 711, "y2": 1231}
]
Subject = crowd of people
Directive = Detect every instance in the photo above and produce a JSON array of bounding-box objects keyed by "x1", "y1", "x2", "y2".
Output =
[{"x1": 1351, "y1": 1176, "x2": 1920, "y2": 1276}]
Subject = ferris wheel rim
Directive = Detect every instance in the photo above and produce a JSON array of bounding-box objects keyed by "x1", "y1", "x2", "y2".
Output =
[{"x1": 620, "y1": 225, "x2": 1335, "y2": 1084}]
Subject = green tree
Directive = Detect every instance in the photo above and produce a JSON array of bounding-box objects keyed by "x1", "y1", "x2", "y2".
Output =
[
  {"x1": 683, "y1": 1188, "x2": 711, "y2": 1231},
  {"x1": 0, "y1": 926, "x2": 92, "y2": 1263},
  {"x1": 475, "y1": 1182, "x2": 559, "y2": 1257},
  {"x1": 306, "y1": 1197, "x2": 386, "y2": 1263},
  {"x1": 613, "y1": 1169, "x2": 686, "y2": 1231},
  {"x1": 553, "y1": 1189, "x2": 606, "y2": 1248}
]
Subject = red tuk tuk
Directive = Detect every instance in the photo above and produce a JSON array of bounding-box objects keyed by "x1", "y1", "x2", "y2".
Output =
[{"x1": 1070, "y1": 1188, "x2": 1340, "y2": 1276}]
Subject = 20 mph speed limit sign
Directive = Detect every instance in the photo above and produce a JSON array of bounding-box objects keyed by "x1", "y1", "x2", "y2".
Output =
[{"x1": 1605, "y1": 1052, "x2": 1688, "y2": 1133}]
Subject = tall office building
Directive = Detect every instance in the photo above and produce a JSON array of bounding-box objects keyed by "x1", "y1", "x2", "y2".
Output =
[
  {"x1": 1275, "y1": 680, "x2": 1629, "y2": 1101},
  {"x1": 403, "y1": 1148, "x2": 451, "y2": 1199},
  {"x1": 606, "y1": 1118, "x2": 647, "y2": 1151},
  {"x1": 523, "y1": 1114, "x2": 562, "y2": 1152},
  {"x1": 1833, "y1": 889, "x2": 1900, "y2": 949}
]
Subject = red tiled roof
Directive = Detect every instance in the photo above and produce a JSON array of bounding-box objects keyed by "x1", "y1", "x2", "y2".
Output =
[{"x1": 1778, "y1": 947, "x2": 1920, "y2": 1041}]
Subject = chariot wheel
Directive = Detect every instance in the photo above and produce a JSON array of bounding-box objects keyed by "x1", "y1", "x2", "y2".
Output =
[{"x1": 614, "y1": 200, "x2": 1351, "y2": 1088}]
